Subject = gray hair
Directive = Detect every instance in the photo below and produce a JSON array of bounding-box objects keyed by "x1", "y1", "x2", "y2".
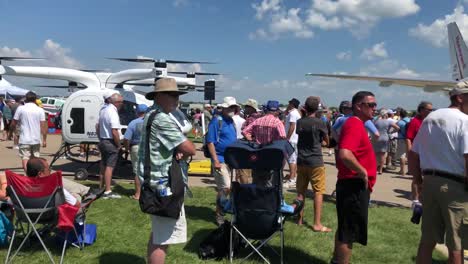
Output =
[{"x1": 109, "y1": 93, "x2": 123, "y2": 103}]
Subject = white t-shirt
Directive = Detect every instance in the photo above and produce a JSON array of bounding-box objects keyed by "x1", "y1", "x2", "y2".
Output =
[
  {"x1": 285, "y1": 108, "x2": 301, "y2": 143},
  {"x1": 412, "y1": 108, "x2": 468, "y2": 176},
  {"x1": 387, "y1": 118, "x2": 398, "y2": 139},
  {"x1": 63, "y1": 189, "x2": 77, "y2": 206},
  {"x1": 13, "y1": 103, "x2": 46, "y2": 145},
  {"x1": 232, "y1": 115, "x2": 245, "y2": 139},
  {"x1": 98, "y1": 104, "x2": 121, "y2": 139}
]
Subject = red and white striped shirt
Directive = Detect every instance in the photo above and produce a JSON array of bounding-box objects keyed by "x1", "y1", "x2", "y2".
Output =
[{"x1": 242, "y1": 114, "x2": 286, "y2": 145}]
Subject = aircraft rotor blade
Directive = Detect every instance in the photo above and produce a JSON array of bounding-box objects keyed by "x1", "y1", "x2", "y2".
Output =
[
  {"x1": 0, "y1": 56, "x2": 44, "y2": 61},
  {"x1": 168, "y1": 71, "x2": 220, "y2": 76},
  {"x1": 165, "y1": 60, "x2": 216, "y2": 64},
  {"x1": 106, "y1": 57, "x2": 155, "y2": 63}
]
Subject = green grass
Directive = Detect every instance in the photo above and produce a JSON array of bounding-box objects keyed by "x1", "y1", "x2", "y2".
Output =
[{"x1": 0, "y1": 184, "x2": 447, "y2": 264}]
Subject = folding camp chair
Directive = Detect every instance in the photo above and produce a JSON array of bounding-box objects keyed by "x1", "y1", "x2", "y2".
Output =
[
  {"x1": 224, "y1": 140, "x2": 293, "y2": 264},
  {"x1": 4, "y1": 170, "x2": 82, "y2": 264}
]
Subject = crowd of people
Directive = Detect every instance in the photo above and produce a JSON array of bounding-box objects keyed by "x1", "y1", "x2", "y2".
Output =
[{"x1": 0, "y1": 78, "x2": 466, "y2": 263}]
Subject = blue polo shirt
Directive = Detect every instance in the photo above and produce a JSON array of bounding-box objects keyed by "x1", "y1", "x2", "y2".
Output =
[
  {"x1": 396, "y1": 117, "x2": 411, "y2": 139},
  {"x1": 124, "y1": 117, "x2": 144, "y2": 145},
  {"x1": 206, "y1": 115, "x2": 236, "y2": 163},
  {"x1": 332, "y1": 114, "x2": 378, "y2": 135}
]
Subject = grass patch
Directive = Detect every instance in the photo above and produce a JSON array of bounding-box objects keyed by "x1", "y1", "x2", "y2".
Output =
[{"x1": 0, "y1": 185, "x2": 447, "y2": 263}]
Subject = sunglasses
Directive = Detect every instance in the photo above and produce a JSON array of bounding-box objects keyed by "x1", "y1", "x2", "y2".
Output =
[{"x1": 359, "y1": 102, "x2": 377, "y2": 108}]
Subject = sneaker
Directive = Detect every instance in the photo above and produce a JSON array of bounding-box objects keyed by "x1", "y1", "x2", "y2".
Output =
[
  {"x1": 102, "y1": 191, "x2": 121, "y2": 199},
  {"x1": 284, "y1": 179, "x2": 296, "y2": 188},
  {"x1": 13, "y1": 145, "x2": 19, "y2": 150}
]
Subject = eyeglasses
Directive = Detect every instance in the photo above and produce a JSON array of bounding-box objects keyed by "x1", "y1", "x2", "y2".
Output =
[
  {"x1": 423, "y1": 108, "x2": 433, "y2": 112},
  {"x1": 359, "y1": 102, "x2": 377, "y2": 108}
]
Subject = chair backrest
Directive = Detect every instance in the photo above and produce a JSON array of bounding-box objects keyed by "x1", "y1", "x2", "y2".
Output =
[
  {"x1": 5, "y1": 170, "x2": 65, "y2": 223},
  {"x1": 224, "y1": 140, "x2": 293, "y2": 170}
]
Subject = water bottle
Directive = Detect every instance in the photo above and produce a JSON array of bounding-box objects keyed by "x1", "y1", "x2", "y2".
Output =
[
  {"x1": 411, "y1": 202, "x2": 423, "y2": 224},
  {"x1": 156, "y1": 179, "x2": 172, "y2": 197}
]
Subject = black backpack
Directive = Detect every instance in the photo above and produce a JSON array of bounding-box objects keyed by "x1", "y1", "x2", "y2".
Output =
[{"x1": 198, "y1": 220, "x2": 243, "y2": 260}]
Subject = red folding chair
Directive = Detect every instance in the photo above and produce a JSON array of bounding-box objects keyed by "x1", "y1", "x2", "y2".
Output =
[{"x1": 4, "y1": 170, "x2": 81, "y2": 264}]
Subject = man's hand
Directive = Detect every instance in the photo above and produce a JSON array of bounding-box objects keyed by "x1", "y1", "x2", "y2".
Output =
[
  {"x1": 214, "y1": 160, "x2": 222, "y2": 169},
  {"x1": 358, "y1": 170, "x2": 368, "y2": 190},
  {"x1": 42, "y1": 141, "x2": 47, "y2": 148},
  {"x1": 175, "y1": 152, "x2": 184, "y2": 161}
]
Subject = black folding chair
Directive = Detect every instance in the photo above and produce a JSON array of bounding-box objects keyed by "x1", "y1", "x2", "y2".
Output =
[{"x1": 224, "y1": 140, "x2": 293, "y2": 264}]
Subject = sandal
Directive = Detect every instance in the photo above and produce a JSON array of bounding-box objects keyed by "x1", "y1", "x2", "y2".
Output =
[{"x1": 312, "y1": 226, "x2": 332, "y2": 233}]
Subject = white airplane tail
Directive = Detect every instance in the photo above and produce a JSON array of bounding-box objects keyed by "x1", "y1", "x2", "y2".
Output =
[{"x1": 448, "y1": 22, "x2": 468, "y2": 81}]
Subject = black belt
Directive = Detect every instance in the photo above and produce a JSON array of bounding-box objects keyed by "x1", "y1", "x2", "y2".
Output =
[{"x1": 422, "y1": 169, "x2": 464, "y2": 184}]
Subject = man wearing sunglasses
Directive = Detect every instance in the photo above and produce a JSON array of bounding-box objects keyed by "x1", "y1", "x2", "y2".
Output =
[{"x1": 332, "y1": 91, "x2": 377, "y2": 264}]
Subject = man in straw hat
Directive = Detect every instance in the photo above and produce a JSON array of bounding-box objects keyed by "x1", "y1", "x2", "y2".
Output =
[{"x1": 138, "y1": 78, "x2": 196, "y2": 264}]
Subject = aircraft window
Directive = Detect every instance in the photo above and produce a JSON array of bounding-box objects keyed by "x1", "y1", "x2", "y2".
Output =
[
  {"x1": 41, "y1": 98, "x2": 47, "y2": 103},
  {"x1": 49, "y1": 99, "x2": 55, "y2": 104},
  {"x1": 70, "y1": 108, "x2": 85, "y2": 134}
]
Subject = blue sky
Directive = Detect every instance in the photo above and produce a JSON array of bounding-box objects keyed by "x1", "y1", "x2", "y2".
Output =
[{"x1": 1, "y1": 0, "x2": 467, "y2": 109}]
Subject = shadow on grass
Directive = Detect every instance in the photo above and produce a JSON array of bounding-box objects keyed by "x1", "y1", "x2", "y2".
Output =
[
  {"x1": 99, "y1": 252, "x2": 145, "y2": 264},
  {"x1": 185, "y1": 205, "x2": 216, "y2": 223},
  {"x1": 184, "y1": 229, "x2": 328, "y2": 264},
  {"x1": 201, "y1": 178, "x2": 216, "y2": 185}
]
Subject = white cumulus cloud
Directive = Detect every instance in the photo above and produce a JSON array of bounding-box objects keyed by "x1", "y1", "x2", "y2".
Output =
[
  {"x1": 360, "y1": 42, "x2": 388, "y2": 60},
  {"x1": 250, "y1": 0, "x2": 420, "y2": 40},
  {"x1": 409, "y1": 5, "x2": 468, "y2": 48},
  {"x1": 336, "y1": 51, "x2": 352, "y2": 60}
]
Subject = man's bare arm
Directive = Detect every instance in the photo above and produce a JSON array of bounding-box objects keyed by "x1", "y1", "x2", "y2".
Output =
[
  {"x1": 40, "y1": 120, "x2": 47, "y2": 147},
  {"x1": 112, "y1": 128, "x2": 120, "y2": 147},
  {"x1": 408, "y1": 150, "x2": 422, "y2": 201},
  {"x1": 286, "y1": 122, "x2": 295, "y2": 140}
]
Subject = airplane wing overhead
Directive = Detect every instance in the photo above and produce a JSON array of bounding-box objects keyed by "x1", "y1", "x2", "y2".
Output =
[{"x1": 306, "y1": 73, "x2": 457, "y2": 91}]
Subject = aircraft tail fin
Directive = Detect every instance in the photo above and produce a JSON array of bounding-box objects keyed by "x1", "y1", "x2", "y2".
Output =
[{"x1": 448, "y1": 22, "x2": 468, "y2": 81}]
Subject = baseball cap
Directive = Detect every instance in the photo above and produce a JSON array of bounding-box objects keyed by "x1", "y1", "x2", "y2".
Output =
[
  {"x1": 387, "y1": 109, "x2": 396, "y2": 115},
  {"x1": 265, "y1": 100, "x2": 279, "y2": 111},
  {"x1": 104, "y1": 90, "x2": 119, "y2": 100},
  {"x1": 288, "y1": 98, "x2": 300, "y2": 108},
  {"x1": 204, "y1": 103, "x2": 211, "y2": 108},
  {"x1": 136, "y1": 104, "x2": 148, "y2": 113},
  {"x1": 449, "y1": 87, "x2": 468, "y2": 97}
]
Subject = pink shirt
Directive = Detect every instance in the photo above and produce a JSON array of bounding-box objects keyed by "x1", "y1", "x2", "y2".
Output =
[{"x1": 242, "y1": 114, "x2": 286, "y2": 145}]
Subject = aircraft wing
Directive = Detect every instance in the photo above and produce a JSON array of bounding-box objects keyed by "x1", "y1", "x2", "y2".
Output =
[{"x1": 306, "y1": 73, "x2": 457, "y2": 91}]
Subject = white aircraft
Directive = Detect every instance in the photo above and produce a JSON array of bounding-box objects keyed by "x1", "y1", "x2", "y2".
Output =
[
  {"x1": 306, "y1": 22, "x2": 467, "y2": 92},
  {"x1": 0, "y1": 57, "x2": 217, "y2": 144}
]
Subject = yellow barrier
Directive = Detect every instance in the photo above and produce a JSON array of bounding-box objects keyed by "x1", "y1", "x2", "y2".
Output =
[{"x1": 188, "y1": 159, "x2": 211, "y2": 175}]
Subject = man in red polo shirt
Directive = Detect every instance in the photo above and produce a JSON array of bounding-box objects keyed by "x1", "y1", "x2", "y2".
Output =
[
  {"x1": 332, "y1": 91, "x2": 377, "y2": 264},
  {"x1": 406, "y1": 101, "x2": 432, "y2": 203}
]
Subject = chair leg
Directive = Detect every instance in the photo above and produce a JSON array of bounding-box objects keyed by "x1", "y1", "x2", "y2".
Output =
[
  {"x1": 229, "y1": 224, "x2": 233, "y2": 263},
  {"x1": 60, "y1": 233, "x2": 68, "y2": 264},
  {"x1": 5, "y1": 229, "x2": 16, "y2": 264},
  {"x1": 280, "y1": 220, "x2": 284, "y2": 264}
]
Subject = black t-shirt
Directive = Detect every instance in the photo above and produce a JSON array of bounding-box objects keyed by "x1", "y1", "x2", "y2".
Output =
[{"x1": 296, "y1": 116, "x2": 328, "y2": 167}]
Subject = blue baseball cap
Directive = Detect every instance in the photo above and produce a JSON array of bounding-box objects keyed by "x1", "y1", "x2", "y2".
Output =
[
  {"x1": 136, "y1": 104, "x2": 148, "y2": 113},
  {"x1": 265, "y1": 100, "x2": 279, "y2": 111}
]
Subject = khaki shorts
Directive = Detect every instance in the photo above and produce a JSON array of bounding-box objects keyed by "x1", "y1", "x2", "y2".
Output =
[
  {"x1": 18, "y1": 144, "x2": 40, "y2": 160},
  {"x1": 235, "y1": 169, "x2": 252, "y2": 184},
  {"x1": 211, "y1": 162, "x2": 231, "y2": 190},
  {"x1": 151, "y1": 205, "x2": 187, "y2": 245},
  {"x1": 297, "y1": 165, "x2": 326, "y2": 194},
  {"x1": 395, "y1": 139, "x2": 407, "y2": 159},
  {"x1": 130, "y1": 145, "x2": 139, "y2": 176},
  {"x1": 421, "y1": 175, "x2": 468, "y2": 250}
]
